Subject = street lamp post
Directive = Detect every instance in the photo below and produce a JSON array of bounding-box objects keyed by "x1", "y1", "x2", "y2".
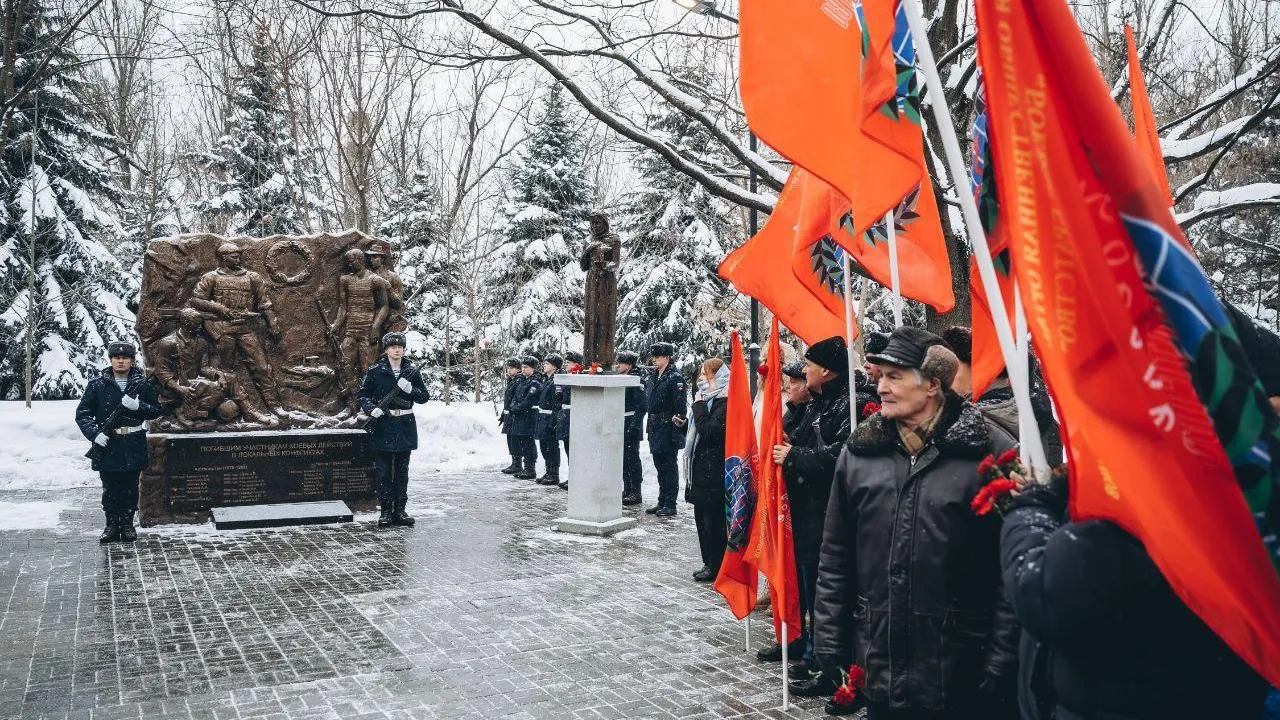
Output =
[{"x1": 671, "y1": 0, "x2": 739, "y2": 23}]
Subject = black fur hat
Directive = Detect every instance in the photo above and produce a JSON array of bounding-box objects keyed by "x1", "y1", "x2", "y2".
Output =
[
  {"x1": 107, "y1": 341, "x2": 136, "y2": 358},
  {"x1": 616, "y1": 350, "x2": 640, "y2": 366},
  {"x1": 804, "y1": 336, "x2": 847, "y2": 373},
  {"x1": 543, "y1": 354, "x2": 564, "y2": 370}
]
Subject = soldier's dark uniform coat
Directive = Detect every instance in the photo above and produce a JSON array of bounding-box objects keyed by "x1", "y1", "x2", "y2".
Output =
[
  {"x1": 625, "y1": 366, "x2": 647, "y2": 441},
  {"x1": 534, "y1": 374, "x2": 561, "y2": 439},
  {"x1": 644, "y1": 366, "x2": 687, "y2": 453},
  {"x1": 556, "y1": 384, "x2": 572, "y2": 441},
  {"x1": 509, "y1": 373, "x2": 542, "y2": 437},
  {"x1": 357, "y1": 357, "x2": 430, "y2": 452},
  {"x1": 500, "y1": 374, "x2": 519, "y2": 434},
  {"x1": 75, "y1": 367, "x2": 163, "y2": 471}
]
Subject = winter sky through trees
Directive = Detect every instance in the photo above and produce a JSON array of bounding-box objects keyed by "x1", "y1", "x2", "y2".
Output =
[{"x1": 2, "y1": 0, "x2": 1280, "y2": 401}]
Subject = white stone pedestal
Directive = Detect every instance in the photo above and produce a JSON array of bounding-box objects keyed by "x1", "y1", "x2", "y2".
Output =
[{"x1": 552, "y1": 373, "x2": 641, "y2": 536}]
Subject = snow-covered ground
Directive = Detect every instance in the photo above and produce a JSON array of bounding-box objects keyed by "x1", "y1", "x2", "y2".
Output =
[{"x1": 0, "y1": 400, "x2": 506, "y2": 492}]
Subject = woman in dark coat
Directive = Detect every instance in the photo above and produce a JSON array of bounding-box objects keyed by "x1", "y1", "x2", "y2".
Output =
[
  {"x1": 1001, "y1": 475, "x2": 1269, "y2": 720},
  {"x1": 357, "y1": 332, "x2": 430, "y2": 528},
  {"x1": 683, "y1": 358, "x2": 730, "y2": 582}
]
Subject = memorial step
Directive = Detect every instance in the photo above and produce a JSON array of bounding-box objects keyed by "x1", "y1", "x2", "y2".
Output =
[{"x1": 211, "y1": 501, "x2": 354, "y2": 530}]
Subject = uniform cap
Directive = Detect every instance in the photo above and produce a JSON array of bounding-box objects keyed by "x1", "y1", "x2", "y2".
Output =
[
  {"x1": 107, "y1": 341, "x2": 136, "y2": 358},
  {"x1": 543, "y1": 354, "x2": 564, "y2": 370},
  {"x1": 647, "y1": 342, "x2": 675, "y2": 358},
  {"x1": 565, "y1": 351, "x2": 584, "y2": 364},
  {"x1": 615, "y1": 350, "x2": 640, "y2": 366},
  {"x1": 520, "y1": 356, "x2": 540, "y2": 368},
  {"x1": 381, "y1": 332, "x2": 407, "y2": 349},
  {"x1": 504, "y1": 357, "x2": 522, "y2": 369}
]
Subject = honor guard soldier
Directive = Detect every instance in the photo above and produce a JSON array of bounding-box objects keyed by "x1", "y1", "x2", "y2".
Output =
[
  {"x1": 534, "y1": 355, "x2": 565, "y2": 487},
  {"x1": 357, "y1": 332, "x2": 430, "y2": 528},
  {"x1": 75, "y1": 341, "x2": 163, "y2": 543},
  {"x1": 508, "y1": 357, "x2": 542, "y2": 480},
  {"x1": 557, "y1": 351, "x2": 583, "y2": 460},
  {"x1": 614, "y1": 350, "x2": 647, "y2": 505},
  {"x1": 499, "y1": 358, "x2": 523, "y2": 474},
  {"x1": 643, "y1": 342, "x2": 687, "y2": 516}
]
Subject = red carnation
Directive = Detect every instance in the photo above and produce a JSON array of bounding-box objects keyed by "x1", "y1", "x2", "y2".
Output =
[
  {"x1": 996, "y1": 448, "x2": 1019, "y2": 466},
  {"x1": 846, "y1": 664, "x2": 867, "y2": 690},
  {"x1": 861, "y1": 402, "x2": 882, "y2": 417},
  {"x1": 757, "y1": 363, "x2": 769, "y2": 376},
  {"x1": 977, "y1": 455, "x2": 996, "y2": 477},
  {"x1": 972, "y1": 478, "x2": 1020, "y2": 516},
  {"x1": 832, "y1": 685, "x2": 857, "y2": 706},
  {"x1": 971, "y1": 488, "x2": 996, "y2": 516}
]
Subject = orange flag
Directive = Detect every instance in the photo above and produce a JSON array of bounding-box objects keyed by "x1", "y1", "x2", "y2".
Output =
[
  {"x1": 718, "y1": 170, "x2": 850, "y2": 346},
  {"x1": 714, "y1": 330, "x2": 760, "y2": 618},
  {"x1": 747, "y1": 318, "x2": 802, "y2": 644},
  {"x1": 739, "y1": 0, "x2": 917, "y2": 243},
  {"x1": 976, "y1": 0, "x2": 1280, "y2": 684},
  {"x1": 1125, "y1": 25, "x2": 1174, "y2": 209}
]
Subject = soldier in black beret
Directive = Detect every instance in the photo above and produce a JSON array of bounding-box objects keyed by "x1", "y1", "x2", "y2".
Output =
[{"x1": 642, "y1": 342, "x2": 685, "y2": 516}]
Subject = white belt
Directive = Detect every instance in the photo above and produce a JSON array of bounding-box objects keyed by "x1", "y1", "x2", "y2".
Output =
[
  {"x1": 114, "y1": 425, "x2": 145, "y2": 435},
  {"x1": 537, "y1": 408, "x2": 553, "y2": 414},
  {"x1": 560, "y1": 405, "x2": 570, "y2": 410},
  {"x1": 624, "y1": 411, "x2": 635, "y2": 417},
  {"x1": 387, "y1": 409, "x2": 413, "y2": 417}
]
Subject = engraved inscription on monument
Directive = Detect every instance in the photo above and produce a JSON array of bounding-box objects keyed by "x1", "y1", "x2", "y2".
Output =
[{"x1": 160, "y1": 431, "x2": 376, "y2": 514}]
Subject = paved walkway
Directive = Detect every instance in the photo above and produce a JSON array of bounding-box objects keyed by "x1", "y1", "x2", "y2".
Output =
[{"x1": 0, "y1": 467, "x2": 837, "y2": 719}]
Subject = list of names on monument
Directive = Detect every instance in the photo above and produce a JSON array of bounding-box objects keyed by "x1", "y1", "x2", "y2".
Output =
[{"x1": 164, "y1": 432, "x2": 376, "y2": 513}]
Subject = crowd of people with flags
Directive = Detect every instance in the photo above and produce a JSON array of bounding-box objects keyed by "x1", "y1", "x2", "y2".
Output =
[{"x1": 704, "y1": 0, "x2": 1280, "y2": 718}]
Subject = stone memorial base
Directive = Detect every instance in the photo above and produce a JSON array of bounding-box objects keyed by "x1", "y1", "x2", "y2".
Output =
[
  {"x1": 552, "y1": 373, "x2": 640, "y2": 537},
  {"x1": 139, "y1": 429, "x2": 377, "y2": 526},
  {"x1": 211, "y1": 501, "x2": 355, "y2": 530}
]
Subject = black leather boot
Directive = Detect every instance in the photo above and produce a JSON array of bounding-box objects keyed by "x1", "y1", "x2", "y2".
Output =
[
  {"x1": 514, "y1": 457, "x2": 537, "y2": 480},
  {"x1": 118, "y1": 511, "x2": 137, "y2": 542},
  {"x1": 501, "y1": 457, "x2": 521, "y2": 474},
  {"x1": 98, "y1": 513, "x2": 120, "y2": 544},
  {"x1": 391, "y1": 502, "x2": 415, "y2": 527},
  {"x1": 377, "y1": 506, "x2": 394, "y2": 527},
  {"x1": 536, "y1": 468, "x2": 560, "y2": 486}
]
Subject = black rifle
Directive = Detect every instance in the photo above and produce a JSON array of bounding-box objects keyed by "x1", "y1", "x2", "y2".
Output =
[
  {"x1": 360, "y1": 367, "x2": 421, "y2": 433},
  {"x1": 85, "y1": 404, "x2": 128, "y2": 462},
  {"x1": 314, "y1": 297, "x2": 352, "y2": 401}
]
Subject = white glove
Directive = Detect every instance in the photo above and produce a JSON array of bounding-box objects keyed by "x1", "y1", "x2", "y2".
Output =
[
  {"x1": 121, "y1": 394, "x2": 140, "y2": 411},
  {"x1": 94, "y1": 433, "x2": 109, "y2": 447},
  {"x1": 370, "y1": 407, "x2": 385, "y2": 418},
  {"x1": 396, "y1": 377, "x2": 413, "y2": 394}
]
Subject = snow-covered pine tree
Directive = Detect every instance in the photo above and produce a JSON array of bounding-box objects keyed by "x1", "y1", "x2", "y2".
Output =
[
  {"x1": 193, "y1": 24, "x2": 315, "y2": 237},
  {"x1": 0, "y1": 1, "x2": 132, "y2": 400},
  {"x1": 491, "y1": 84, "x2": 594, "y2": 357},
  {"x1": 377, "y1": 169, "x2": 471, "y2": 400},
  {"x1": 615, "y1": 73, "x2": 742, "y2": 364}
]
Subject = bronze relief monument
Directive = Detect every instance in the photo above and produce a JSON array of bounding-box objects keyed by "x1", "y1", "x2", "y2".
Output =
[{"x1": 135, "y1": 230, "x2": 403, "y2": 524}]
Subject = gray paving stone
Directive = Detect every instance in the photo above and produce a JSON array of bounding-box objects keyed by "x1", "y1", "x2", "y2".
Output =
[{"x1": 1, "y1": 469, "x2": 851, "y2": 719}]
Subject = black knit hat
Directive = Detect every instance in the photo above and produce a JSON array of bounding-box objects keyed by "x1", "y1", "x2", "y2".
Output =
[
  {"x1": 504, "y1": 357, "x2": 521, "y2": 369},
  {"x1": 520, "y1": 356, "x2": 540, "y2": 369},
  {"x1": 107, "y1": 341, "x2": 136, "y2": 358},
  {"x1": 565, "y1": 350, "x2": 584, "y2": 364},
  {"x1": 782, "y1": 362, "x2": 805, "y2": 380},
  {"x1": 804, "y1": 336, "x2": 847, "y2": 373},
  {"x1": 543, "y1": 354, "x2": 564, "y2": 370},
  {"x1": 616, "y1": 350, "x2": 640, "y2": 366},
  {"x1": 864, "y1": 331, "x2": 890, "y2": 356},
  {"x1": 941, "y1": 326, "x2": 973, "y2": 364},
  {"x1": 647, "y1": 342, "x2": 675, "y2": 358},
  {"x1": 381, "y1": 332, "x2": 407, "y2": 349}
]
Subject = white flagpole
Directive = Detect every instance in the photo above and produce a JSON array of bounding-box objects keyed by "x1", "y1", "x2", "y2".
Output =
[
  {"x1": 903, "y1": 0, "x2": 1049, "y2": 478},
  {"x1": 843, "y1": 253, "x2": 859, "y2": 431},
  {"x1": 745, "y1": 616, "x2": 751, "y2": 652},
  {"x1": 781, "y1": 619, "x2": 791, "y2": 710},
  {"x1": 885, "y1": 210, "x2": 904, "y2": 326}
]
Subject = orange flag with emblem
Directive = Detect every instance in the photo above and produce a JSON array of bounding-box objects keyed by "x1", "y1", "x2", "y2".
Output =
[
  {"x1": 719, "y1": 172, "x2": 850, "y2": 346},
  {"x1": 714, "y1": 330, "x2": 760, "y2": 618},
  {"x1": 976, "y1": 0, "x2": 1280, "y2": 684}
]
